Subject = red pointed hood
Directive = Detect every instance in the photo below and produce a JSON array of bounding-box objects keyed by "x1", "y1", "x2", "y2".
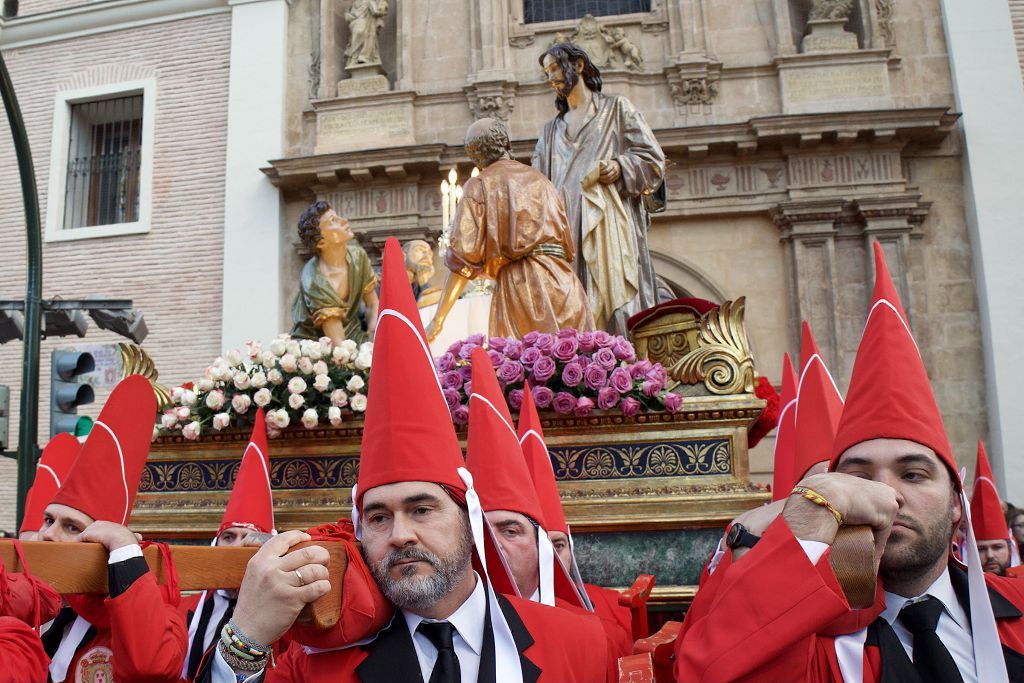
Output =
[
  {"x1": 219, "y1": 409, "x2": 275, "y2": 535},
  {"x1": 792, "y1": 322, "x2": 844, "y2": 483},
  {"x1": 355, "y1": 238, "x2": 466, "y2": 510},
  {"x1": 830, "y1": 242, "x2": 956, "y2": 487},
  {"x1": 971, "y1": 441, "x2": 1008, "y2": 542},
  {"x1": 517, "y1": 383, "x2": 568, "y2": 535},
  {"x1": 771, "y1": 354, "x2": 798, "y2": 502},
  {"x1": 21, "y1": 433, "x2": 80, "y2": 533},
  {"x1": 51, "y1": 375, "x2": 157, "y2": 524},
  {"x1": 465, "y1": 349, "x2": 547, "y2": 528}
]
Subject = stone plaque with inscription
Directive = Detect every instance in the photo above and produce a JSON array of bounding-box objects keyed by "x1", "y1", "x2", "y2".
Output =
[
  {"x1": 778, "y1": 53, "x2": 892, "y2": 115},
  {"x1": 315, "y1": 100, "x2": 414, "y2": 153}
]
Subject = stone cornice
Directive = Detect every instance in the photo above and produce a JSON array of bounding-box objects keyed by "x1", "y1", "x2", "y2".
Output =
[{"x1": 0, "y1": 0, "x2": 230, "y2": 49}]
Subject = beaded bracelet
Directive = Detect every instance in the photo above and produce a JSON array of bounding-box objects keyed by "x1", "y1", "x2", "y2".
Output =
[
  {"x1": 220, "y1": 624, "x2": 267, "y2": 662},
  {"x1": 218, "y1": 640, "x2": 266, "y2": 673},
  {"x1": 226, "y1": 621, "x2": 270, "y2": 657},
  {"x1": 791, "y1": 485, "x2": 843, "y2": 526}
]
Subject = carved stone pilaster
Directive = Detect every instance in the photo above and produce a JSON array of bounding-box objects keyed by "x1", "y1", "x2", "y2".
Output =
[
  {"x1": 853, "y1": 193, "x2": 929, "y2": 319},
  {"x1": 464, "y1": 80, "x2": 518, "y2": 124},
  {"x1": 665, "y1": 58, "x2": 722, "y2": 124},
  {"x1": 773, "y1": 199, "x2": 846, "y2": 363}
]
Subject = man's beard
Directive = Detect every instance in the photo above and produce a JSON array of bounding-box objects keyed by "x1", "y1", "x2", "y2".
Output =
[
  {"x1": 879, "y1": 499, "x2": 955, "y2": 587},
  {"x1": 368, "y1": 523, "x2": 473, "y2": 613}
]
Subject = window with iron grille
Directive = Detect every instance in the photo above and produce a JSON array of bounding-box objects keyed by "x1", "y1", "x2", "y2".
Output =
[
  {"x1": 523, "y1": 0, "x2": 651, "y2": 23},
  {"x1": 62, "y1": 94, "x2": 143, "y2": 230}
]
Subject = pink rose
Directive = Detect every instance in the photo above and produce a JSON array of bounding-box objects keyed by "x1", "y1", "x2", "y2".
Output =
[
  {"x1": 488, "y1": 336, "x2": 509, "y2": 352},
  {"x1": 593, "y1": 348, "x2": 617, "y2": 371},
  {"x1": 442, "y1": 371, "x2": 464, "y2": 391},
  {"x1": 620, "y1": 396, "x2": 641, "y2": 417},
  {"x1": 612, "y1": 338, "x2": 635, "y2": 361},
  {"x1": 597, "y1": 387, "x2": 619, "y2": 411},
  {"x1": 574, "y1": 396, "x2": 595, "y2": 416},
  {"x1": 551, "y1": 336, "x2": 579, "y2": 362},
  {"x1": 508, "y1": 389, "x2": 524, "y2": 410},
  {"x1": 459, "y1": 365, "x2": 474, "y2": 382},
  {"x1": 446, "y1": 340, "x2": 463, "y2": 356},
  {"x1": 452, "y1": 404, "x2": 470, "y2": 425},
  {"x1": 646, "y1": 365, "x2": 668, "y2": 384},
  {"x1": 561, "y1": 362, "x2": 584, "y2": 387},
  {"x1": 522, "y1": 331, "x2": 540, "y2": 345},
  {"x1": 504, "y1": 339, "x2": 524, "y2": 360},
  {"x1": 487, "y1": 349, "x2": 504, "y2": 368},
  {"x1": 532, "y1": 356, "x2": 556, "y2": 384},
  {"x1": 630, "y1": 360, "x2": 653, "y2": 381},
  {"x1": 641, "y1": 379, "x2": 664, "y2": 397},
  {"x1": 443, "y1": 388, "x2": 461, "y2": 410},
  {"x1": 552, "y1": 392, "x2": 577, "y2": 415},
  {"x1": 458, "y1": 343, "x2": 478, "y2": 361},
  {"x1": 520, "y1": 347, "x2": 542, "y2": 368},
  {"x1": 594, "y1": 331, "x2": 614, "y2": 349},
  {"x1": 532, "y1": 385, "x2": 554, "y2": 409},
  {"x1": 498, "y1": 361, "x2": 524, "y2": 384},
  {"x1": 533, "y1": 333, "x2": 555, "y2": 353},
  {"x1": 583, "y1": 364, "x2": 608, "y2": 391},
  {"x1": 466, "y1": 333, "x2": 486, "y2": 346},
  {"x1": 609, "y1": 367, "x2": 633, "y2": 394},
  {"x1": 437, "y1": 352, "x2": 457, "y2": 372},
  {"x1": 557, "y1": 328, "x2": 577, "y2": 338},
  {"x1": 577, "y1": 331, "x2": 596, "y2": 352},
  {"x1": 663, "y1": 392, "x2": 683, "y2": 413}
]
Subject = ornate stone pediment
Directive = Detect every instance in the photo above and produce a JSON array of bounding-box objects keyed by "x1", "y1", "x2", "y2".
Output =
[{"x1": 549, "y1": 14, "x2": 644, "y2": 71}]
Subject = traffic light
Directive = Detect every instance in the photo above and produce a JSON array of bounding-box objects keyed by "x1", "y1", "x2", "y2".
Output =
[{"x1": 50, "y1": 350, "x2": 95, "y2": 438}]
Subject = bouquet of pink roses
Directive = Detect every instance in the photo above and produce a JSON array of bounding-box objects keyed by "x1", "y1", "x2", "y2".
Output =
[{"x1": 436, "y1": 329, "x2": 683, "y2": 424}]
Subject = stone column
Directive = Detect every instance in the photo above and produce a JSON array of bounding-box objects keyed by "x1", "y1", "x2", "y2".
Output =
[
  {"x1": 855, "y1": 193, "x2": 926, "y2": 320},
  {"x1": 773, "y1": 199, "x2": 846, "y2": 365},
  {"x1": 220, "y1": 0, "x2": 289, "y2": 350}
]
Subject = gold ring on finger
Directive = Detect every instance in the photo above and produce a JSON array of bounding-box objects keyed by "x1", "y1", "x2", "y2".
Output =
[{"x1": 294, "y1": 569, "x2": 306, "y2": 586}]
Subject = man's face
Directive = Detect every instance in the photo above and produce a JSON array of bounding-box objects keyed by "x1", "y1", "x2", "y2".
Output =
[
  {"x1": 360, "y1": 481, "x2": 473, "y2": 613},
  {"x1": 216, "y1": 526, "x2": 255, "y2": 548},
  {"x1": 548, "y1": 530, "x2": 571, "y2": 570},
  {"x1": 39, "y1": 503, "x2": 95, "y2": 543},
  {"x1": 317, "y1": 209, "x2": 353, "y2": 250},
  {"x1": 835, "y1": 438, "x2": 961, "y2": 585},
  {"x1": 1010, "y1": 513, "x2": 1024, "y2": 545},
  {"x1": 542, "y1": 55, "x2": 574, "y2": 98},
  {"x1": 486, "y1": 509, "x2": 539, "y2": 598},
  {"x1": 978, "y1": 539, "x2": 1011, "y2": 575}
]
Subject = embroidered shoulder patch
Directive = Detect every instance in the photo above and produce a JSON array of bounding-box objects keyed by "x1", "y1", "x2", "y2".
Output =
[{"x1": 76, "y1": 646, "x2": 114, "y2": 683}]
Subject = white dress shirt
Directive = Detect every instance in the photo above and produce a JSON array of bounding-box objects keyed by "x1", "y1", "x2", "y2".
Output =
[{"x1": 403, "y1": 572, "x2": 486, "y2": 683}]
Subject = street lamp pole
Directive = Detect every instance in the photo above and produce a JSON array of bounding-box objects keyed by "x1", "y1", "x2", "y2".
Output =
[{"x1": 0, "y1": 48, "x2": 43, "y2": 531}]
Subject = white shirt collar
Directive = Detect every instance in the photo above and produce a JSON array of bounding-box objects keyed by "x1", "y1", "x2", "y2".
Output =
[
  {"x1": 402, "y1": 572, "x2": 486, "y2": 656},
  {"x1": 881, "y1": 566, "x2": 969, "y2": 630}
]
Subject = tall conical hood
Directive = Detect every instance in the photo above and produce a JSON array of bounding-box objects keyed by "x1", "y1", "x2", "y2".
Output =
[
  {"x1": 771, "y1": 354, "x2": 798, "y2": 501},
  {"x1": 517, "y1": 384, "x2": 568, "y2": 535},
  {"x1": 51, "y1": 375, "x2": 156, "y2": 524},
  {"x1": 219, "y1": 408, "x2": 275, "y2": 535},
  {"x1": 971, "y1": 441, "x2": 1009, "y2": 542},
  {"x1": 465, "y1": 349, "x2": 547, "y2": 528},
  {"x1": 792, "y1": 322, "x2": 844, "y2": 483},
  {"x1": 354, "y1": 237, "x2": 466, "y2": 510},
  {"x1": 21, "y1": 434, "x2": 80, "y2": 533},
  {"x1": 830, "y1": 242, "x2": 955, "y2": 483}
]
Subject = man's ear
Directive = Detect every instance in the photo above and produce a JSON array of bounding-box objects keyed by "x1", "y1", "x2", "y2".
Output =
[{"x1": 575, "y1": 58, "x2": 584, "y2": 74}]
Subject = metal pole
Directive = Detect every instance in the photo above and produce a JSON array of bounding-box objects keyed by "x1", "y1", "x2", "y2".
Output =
[{"x1": 0, "y1": 49, "x2": 43, "y2": 531}]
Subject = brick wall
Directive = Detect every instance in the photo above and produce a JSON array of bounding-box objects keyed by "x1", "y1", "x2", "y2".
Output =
[
  {"x1": 0, "y1": 13, "x2": 231, "y2": 532},
  {"x1": 16, "y1": 0, "x2": 94, "y2": 15}
]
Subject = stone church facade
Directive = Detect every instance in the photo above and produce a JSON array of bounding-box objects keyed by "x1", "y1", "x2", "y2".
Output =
[{"x1": 0, "y1": 0, "x2": 1022, "y2": 528}]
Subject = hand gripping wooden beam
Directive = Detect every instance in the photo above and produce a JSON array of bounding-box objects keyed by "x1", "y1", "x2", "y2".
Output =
[{"x1": 0, "y1": 539, "x2": 348, "y2": 629}]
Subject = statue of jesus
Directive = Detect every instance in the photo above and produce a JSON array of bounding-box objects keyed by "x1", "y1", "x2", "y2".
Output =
[
  {"x1": 344, "y1": 0, "x2": 389, "y2": 68},
  {"x1": 426, "y1": 118, "x2": 594, "y2": 342}
]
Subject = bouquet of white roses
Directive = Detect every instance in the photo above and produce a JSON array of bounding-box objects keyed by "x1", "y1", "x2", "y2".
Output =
[{"x1": 159, "y1": 334, "x2": 372, "y2": 440}]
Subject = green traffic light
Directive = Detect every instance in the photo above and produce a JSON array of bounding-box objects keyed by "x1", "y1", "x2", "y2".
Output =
[{"x1": 73, "y1": 416, "x2": 93, "y2": 437}]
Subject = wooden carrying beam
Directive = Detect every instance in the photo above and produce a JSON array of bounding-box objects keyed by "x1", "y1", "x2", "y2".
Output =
[{"x1": 0, "y1": 540, "x2": 347, "y2": 629}]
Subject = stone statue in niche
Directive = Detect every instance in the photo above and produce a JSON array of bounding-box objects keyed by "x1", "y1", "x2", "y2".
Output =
[
  {"x1": 344, "y1": 0, "x2": 389, "y2": 68},
  {"x1": 809, "y1": 0, "x2": 855, "y2": 20},
  {"x1": 802, "y1": 0, "x2": 858, "y2": 52},
  {"x1": 548, "y1": 14, "x2": 644, "y2": 72},
  {"x1": 403, "y1": 239, "x2": 441, "y2": 308},
  {"x1": 291, "y1": 200, "x2": 380, "y2": 345}
]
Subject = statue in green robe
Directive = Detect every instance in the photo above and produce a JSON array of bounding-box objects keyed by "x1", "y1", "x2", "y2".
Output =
[{"x1": 291, "y1": 201, "x2": 379, "y2": 345}]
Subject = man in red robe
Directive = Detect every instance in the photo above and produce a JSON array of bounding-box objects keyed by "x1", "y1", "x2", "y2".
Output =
[
  {"x1": 971, "y1": 441, "x2": 1016, "y2": 576},
  {"x1": 200, "y1": 238, "x2": 612, "y2": 682},
  {"x1": 19, "y1": 433, "x2": 79, "y2": 541},
  {"x1": 674, "y1": 243, "x2": 1024, "y2": 682},
  {"x1": 38, "y1": 375, "x2": 188, "y2": 682}
]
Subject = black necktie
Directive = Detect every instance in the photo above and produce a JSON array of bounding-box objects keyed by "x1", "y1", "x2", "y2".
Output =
[
  {"x1": 898, "y1": 596, "x2": 965, "y2": 683},
  {"x1": 418, "y1": 620, "x2": 461, "y2": 683}
]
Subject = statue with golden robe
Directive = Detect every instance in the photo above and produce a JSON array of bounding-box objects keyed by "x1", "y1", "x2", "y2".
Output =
[
  {"x1": 533, "y1": 43, "x2": 666, "y2": 335},
  {"x1": 426, "y1": 118, "x2": 594, "y2": 342},
  {"x1": 291, "y1": 201, "x2": 379, "y2": 345}
]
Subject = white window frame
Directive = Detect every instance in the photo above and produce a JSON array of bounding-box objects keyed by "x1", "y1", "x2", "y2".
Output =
[{"x1": 44, "y1": 79, "x2": 156, "y2": 242}]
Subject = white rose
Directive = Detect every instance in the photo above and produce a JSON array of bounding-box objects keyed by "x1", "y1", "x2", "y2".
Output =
[
  {"x1": 359, "y1": 341, "x2": 373, "y2": 354},
  {"x1": 171, "y1": 386, "x2": 185, "y2": 402},
  {"x1": 346, "y1": 375, "x2": 365, "y2": 392},
  {"x1": 301, "y1": 408, "x2": 319, "y2": 429},
  {"x1": 213, "y1": 412, "x2": 231, "y2": 430},
  {"x1": 182, "y1": 390, "x2": 197, "y2": 407},
  {"x1": 250, "y1": 371, "x2": 267, "y2": 388},
  {"x1": 260, "y1": 351, "x2": 276, "y2": 369},
  {"x1": 267, "y1": 425, "x2": 281, "y2": 439},
  {"x1": 246, "y1": 340, "x2": 262, "y2": 359},
  {"x1": 175, "y1": 406, "x2": 191, "y2": 421},
  {"x1": 313, "y1": 374, "x2": 331, "y2": 392},
  {"x1": 350, "y1": 393, "x2": 367, "y2": 412},
  {"x1": 233, "y1": 373, "x2": 251, "y2": 390},
  {"x1": 232, "y1": 393, "x2": 252, "y2": 414},
  {"x1": 312, "y1": 360, "x2": 329, "y2": 376},
  {"x1": 286, "y1": 340, "x2": 301, "y2": 357},
  {"x1": 205, "y1": 390, "x2": 226, "y2": 410},
  {"x1": 151, "y1": 424, "x2": 160, "y2": 443},
  {"x1": 197, "y1": 378, "x2": 215, "y2": 393},
  {"x1": 303, "y1": 341, "x2": 323, "y2": 361},
  {"x1": 288, "y1": 393, "x2": 305, "y2": 410},
  {"x1": 332, "y1": 346, "x2": 351, "y2": 365},
  {"x1": 319, "y1": 337, "x2": 333, "y2": 355},
  {"x1": 160, "y1": 411, "x2": 177, "y2": 430},
  {"x1": 270, "y1": 339, "x2": 287, "y2": 356},
  {"x1": 182, "y1": 421, "x2": 202, "y2": 440},
  {"x1": 288, "y1": 377, "x2": 307, "y2": 394},
  {"x1": 268, "y1": 369, "x2": 284, "y2": 385},
  {"x1": 269, "y1": 409, "x2": 290, "y2": 429},
  {"x1": 253, "y1": 388, "x2": 272, "y2": 407},
  {"x1": 354, "y1": 349, "x2": 372, "y2": 370},
  {"x1": 330, "y1": 389, "x2": 349, "y2": 407},
  {"x1": 226, "y1": 349, "x2": 244, "y2": 366},
  {"x1": 297, "y1": 357, "x2": 314, "y2": 375},
  {"x1": 328, "y1": 405, "x2": 343, "y2": 426},
  {"x1": 279, "y1": 353, "x2": 298, "y2": 373},
  {"x1": 341, "y1": 339, "x2": 358, "y2": 356}
]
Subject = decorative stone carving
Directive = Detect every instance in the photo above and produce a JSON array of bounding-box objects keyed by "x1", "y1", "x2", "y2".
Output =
[
  {"x1": 549, "y1": 14, "x2": 644, "y2": 72},
  {"x1": 809, "y1": 0, "x2": 855, "y2": 21},
  {"x1": 802, "y1": 0, "x2": 858, "y2": 53},
  {"x1": 665, "y1": 59, "x2": 722, "y2": 120},
  {"x1": 464, "y1": 80, "x2": 518, "y2": 124},
  {"x1": 671, "y1": 78, "x2": 718, "y2": 106},
  {"x1": 874, "y1": 0, "x2": 895, "y2": 47}
]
